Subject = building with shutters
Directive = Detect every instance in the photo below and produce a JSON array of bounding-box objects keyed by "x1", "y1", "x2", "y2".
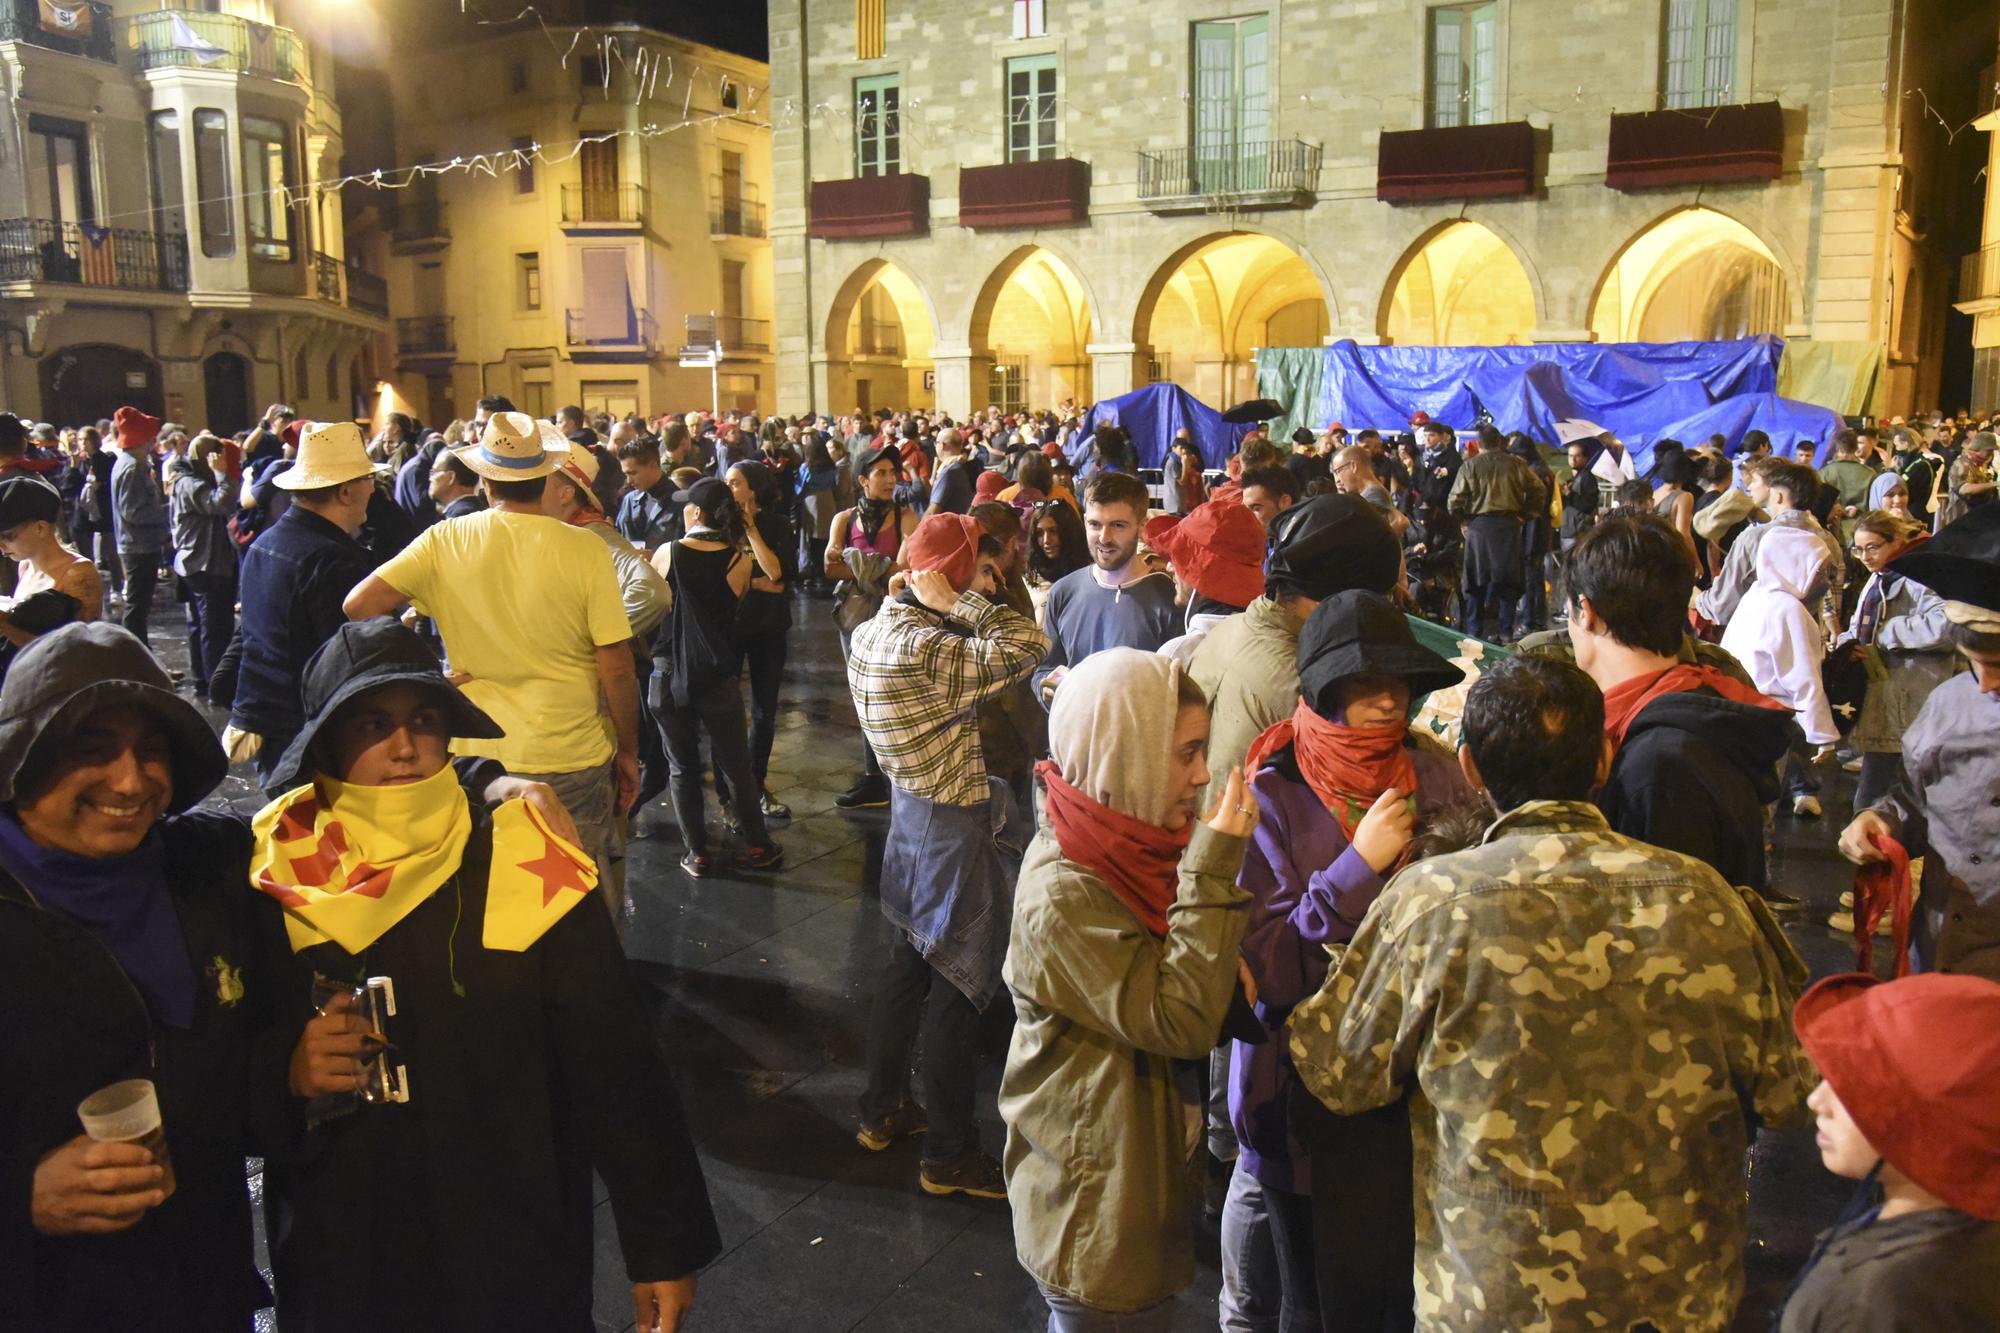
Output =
[
  {"x1": 378, "y1": 23, "x2": 773, "y2": 427},
  {"x1": 0, "y1": 0, "x2": 387, "y2": 433},
  {"x1": 769, "y1": 0, "x2": 1994, "y2": 421}
]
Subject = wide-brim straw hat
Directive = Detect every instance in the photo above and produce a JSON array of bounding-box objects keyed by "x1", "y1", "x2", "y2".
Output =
[
  {"x1": 458, "y1": 411, "x2": 558, "y2": 481},
  {"x1": 549, "y1": 428, "x2": 604, "y2": 511},
  {"x1": 274, "y1": 420, "x2": 378, "y2": 490}
]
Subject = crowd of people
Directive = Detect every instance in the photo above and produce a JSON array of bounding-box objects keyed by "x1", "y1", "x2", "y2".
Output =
[{"x1": 0, "y1": 390, "x2": 1996, "y2": 1333}]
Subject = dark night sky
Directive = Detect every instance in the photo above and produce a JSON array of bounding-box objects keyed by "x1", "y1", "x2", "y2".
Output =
[{"x1": 542, "y1": 0, "x2": 768, "y2": 59}]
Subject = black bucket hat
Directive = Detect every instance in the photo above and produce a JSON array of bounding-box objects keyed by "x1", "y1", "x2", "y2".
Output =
[
  {"x1": 0, "y1": 622, "x2": 225, "y2": 812},
  {"x1": 1266, "y1": 494, "x2": 1401, "y2": 603},
  {"x1": 266, "y1": 617, "x2": 504, "y2": 792},
  {"x1": 1890, "y1": 503, "x2": 2000, "y2": 617},
  {"x1": 1296, "y1": 590, "x2": 1465, "y2": 718}
]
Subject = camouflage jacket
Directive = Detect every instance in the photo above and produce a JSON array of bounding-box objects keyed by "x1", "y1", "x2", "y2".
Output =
[{"x1": 1288, "y1": 800, "x2": 1813, "y2": 1333}]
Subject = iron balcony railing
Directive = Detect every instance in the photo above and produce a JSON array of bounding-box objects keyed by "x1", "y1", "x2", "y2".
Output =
[
  {"x1": 0, "y1": 0, "x2": 115, "y2": 62},
  {"x1": 313, "y1": 251, "x2": 341, "y2": 302},
  {"x1": 345, "y1": 261, "x2": 387, "y2": 317},
  {"x1": 856, "y1": 317, "x2": 902, "y2": 358},
  {"x1": 391, "y1": 196, "x2": 447, "y2": 244},
  {"x1": 561, "y1": 183, "x2": 644, "y2": 226},
  {"x1": 396, "y1": 315, "x2": 454, "y2": 357},
  {"x1": 684, "y1": 312, "x2": 771, "y2": 353},
  {"x1": 710, "y1": 179, "x2": 765, "y2": 237},
  {"x1": 565, "y1": 306, "x2": 657, "y2": 348},
  {"x1": 0, "y1": 218, "x2": 188, "y2": 291},
  {"x1": 129, "y1": 9, "x2": 303, "y2": 82},
  {"x1": 1136, "y1": 138, "x2": 1322, "y2": 201},
  {"x1": 1961, "y1": 244, "x2": 2000, "y2": 305}
]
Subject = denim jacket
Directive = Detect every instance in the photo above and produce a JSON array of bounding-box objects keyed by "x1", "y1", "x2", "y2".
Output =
[
  {"x1": 229, "y1": 507, "x2": 373, "y2": 740},
  {"x1": 877, "y1": 777, "x2": 1029, "y2": 1009}
]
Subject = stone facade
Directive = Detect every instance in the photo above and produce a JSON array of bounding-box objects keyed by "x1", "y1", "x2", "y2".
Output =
[
  {"x1": 0, "y1": 0, "x2": 385, "y2": 432},
  {"x1": 381, "y1": 28, "x2": 772, "y2": 426},
  {"x1": 769, "y1": 0, "x2": 1992, "y2": 420}
]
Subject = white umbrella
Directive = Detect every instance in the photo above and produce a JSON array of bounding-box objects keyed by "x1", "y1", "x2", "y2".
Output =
[{"x1": 1552, "y1": 418, "x2": 1608, "y2": 446}]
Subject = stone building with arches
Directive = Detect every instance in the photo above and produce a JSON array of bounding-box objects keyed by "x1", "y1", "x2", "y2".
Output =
[
  {"x1": 0, "y1": 0, "x2": 388, "y2": 433},
  {"x1": 769, "y1": 0, "x2": 1994, "y2": 421}
]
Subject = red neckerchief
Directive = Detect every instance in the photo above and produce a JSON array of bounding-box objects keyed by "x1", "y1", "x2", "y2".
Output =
[
  {"x1": 1244, "y1": 701, "x2": 1414, "y2": 838},
  {"x1": 1601, "y1": 663, "x2": 1784, "y2": 746},
  {"x1": 1034, "y1": 760, "x2": 1190, "y2": 937}
]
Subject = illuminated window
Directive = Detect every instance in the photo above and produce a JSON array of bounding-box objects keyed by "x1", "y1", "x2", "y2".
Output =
[
  {"x1": 241, "y1": 116, "x2": 293, "y2": 260},
  {"x1": 193, "y1": 109, "x2": 233, "y2": 257},
  {"x1": 1429, "y1": 4, "x2": 1497, "y2": 128}
]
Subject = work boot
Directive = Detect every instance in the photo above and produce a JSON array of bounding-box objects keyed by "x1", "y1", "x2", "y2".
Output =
[
  {"x1": 835, "y1": 774, "x2": 890, "y2": 809},
  {"x1": 855, "y1": 1100, "x2": 928, "y2": 1152},
  {"x1": 919, "y1": 1151, "x2": 1007, "y2": 1200}
]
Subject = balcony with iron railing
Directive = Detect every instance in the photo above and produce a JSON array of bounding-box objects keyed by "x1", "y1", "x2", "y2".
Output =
[
  {"x1": 0, "y1": 218, "x2": 188, "y2": 292},
  {"x1": 1136, "y1": 138, "x2": 1321, "y2": 211},
  {"x1": 345, "y1": 261, "x2": 387, "y2": 317},
  {"x1": 129, "y1": 9, "x2": 304, "y2": 82},
  {"x1": 682, "y1": 312, "x2": 771, "y2": 355},
  {"x1": 390, "y1": 195, "x2": 448, "y2": 253},
  {"x1": 0, "y1": 0, "x2": 115, "y2": 62},
  {"x1": 313, "y1": 251, "x2": 341, "y2": 302},
  {"x1": 1959, "y1": 244, "x2": 2000, "y2": 311},
  {"x1": 711, "y1": 181, "x2": 766, "y2": 238},
  {"x1": 855, "y1": 317, "x2": 903, "y2": 358},
  {"x1": 565, "y1": 306, "x2": 657, "y2": 360},
  {"x1": 396, "y1": 315, "x2": 455, "y2": 359},
  {"x1": 561, "y1": 183, "x2": 644, "y2": 230}
]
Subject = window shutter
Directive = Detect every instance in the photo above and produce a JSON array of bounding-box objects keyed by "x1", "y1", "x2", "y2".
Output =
[
  {"x1": 1431, "y1": 9, "x2": 1464, "y2": 128},
  {"x1": 1469, "y1": 4, "x2": 1498, "y2": 125}
]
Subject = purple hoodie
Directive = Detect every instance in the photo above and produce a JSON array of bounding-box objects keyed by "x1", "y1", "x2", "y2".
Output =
[{"x1": 1231, "y1": 744, "x2": 1472, "y2": 1194}]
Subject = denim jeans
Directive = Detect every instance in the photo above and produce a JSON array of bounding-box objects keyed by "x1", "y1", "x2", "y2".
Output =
[
  {"x1": 1039, "y1": 1286, "x2": 1175, "y2": 1332},
  {"x1": 651, "y1": 672, "x2": 770, "y2": 854},
  {"x1": 1782, "y1": 734, "x2": 1824, "y2": 801},
  {"x1": 860, "y1": 932, "x2": 979, "y2": 1163},
  {"x1": 1220, "y1": 1165, "x2": 1281, "y2": 1333},
  {"x1": 1262, "y1": 1183, "x2": 1323, "y2": 1333},
  {"x1": 181, "y1": 571, "x2": 236, "y2": 693}
]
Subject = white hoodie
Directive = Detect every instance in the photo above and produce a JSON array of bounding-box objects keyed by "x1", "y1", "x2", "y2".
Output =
[{"x1": 1720, "y1": 526, "x2": 1837, "y2": 744}]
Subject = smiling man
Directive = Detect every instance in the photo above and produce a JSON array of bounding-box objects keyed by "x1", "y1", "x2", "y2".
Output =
[{"x1": 1031, "y1": 471, "x2": 1177, "y2": 704}]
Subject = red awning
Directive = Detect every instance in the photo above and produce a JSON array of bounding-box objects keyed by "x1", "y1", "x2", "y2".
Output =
[
  {"x1": 1605, "y1": 102, "x2": 1784, "y2": 190},
  {"x1": 958, "y1": 158, "x2": 1091, "y2": 229},
  {"x1": 1377, "y1": 122, "x2": 1536, "y2": 203},
  {"x1": 808, "y1": 174, "x2": 931, "y2": 239}
]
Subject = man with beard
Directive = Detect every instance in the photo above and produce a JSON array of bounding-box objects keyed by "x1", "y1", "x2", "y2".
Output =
[{"x1": 1031, "y1": 472, "x2": 1176, "y2": 703}]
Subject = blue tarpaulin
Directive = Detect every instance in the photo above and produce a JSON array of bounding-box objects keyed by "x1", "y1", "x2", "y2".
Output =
[
  {"x1": 1633, "y1": 392, "x2": 1846, "y2": 471},
  {"x1": 1300, "y1": 335, "x2": 1793, "y2": 459},
  {"x1": 1072, "y1": 383, "x2": 1251, "y2": 472}
]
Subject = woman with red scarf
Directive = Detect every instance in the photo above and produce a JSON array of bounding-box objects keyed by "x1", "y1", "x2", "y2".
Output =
[
  {"x1": 1231, "y1": 591, "x2": 1472, "y2": 1332},
  {"x1": 999, "y1": 647, "x2": 1259, "y2": 1330}
]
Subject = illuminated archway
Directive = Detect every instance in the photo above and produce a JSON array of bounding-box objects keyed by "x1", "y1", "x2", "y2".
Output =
[
  {"x1": 824, "y1": 259, "x2": 936, "y2": 415},
  {"x1": 968, "y1": 247, "x2": 1094, "y2": 413},
  {"x1": 1588, "y1": 207, "x2": 1788, "y2": 343},
  {"x1": 1381, "y1": 221, "x2": 1537, "y2": 346},
  {"x1": 1133, "y1": 233, "x2": 1330, "y2": 406}
]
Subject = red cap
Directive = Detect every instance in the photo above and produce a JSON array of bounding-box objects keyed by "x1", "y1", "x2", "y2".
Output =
[
  {"x1": 903, "y1": 512, "x2": 984, "y2": 590},
  {"x1": 112, "y1": 406, "x2": 160, "y2": 450},
  {"x1": 974, "y1": 470, "x2": 1007, "y2": 503},
  {"x1": 1794, "y1": 972, "x2": 2000, "y2": 1220},
  {"x1": 1326, "y1": 421, "x2": 1345, "y2": 434},
  {"x1": 1041, "y1": 441, "x2": 1066, "y2": 460},
  {"x1": 1150, "y1": 499, "x2": 1267, "y2": 608},
  {"x1": 1408, "y1": 410, "x2": 1430, "y2": 428}
]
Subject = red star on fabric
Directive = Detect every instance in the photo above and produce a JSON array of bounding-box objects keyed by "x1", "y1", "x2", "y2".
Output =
[{"x1": 517, "y1": 836, "x2": 591, "y2": 907}]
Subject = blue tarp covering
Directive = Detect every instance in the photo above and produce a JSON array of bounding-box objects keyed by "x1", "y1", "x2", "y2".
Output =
[
  {"x1": 1634, "y1": 393, "x2": 1847, "y2": 472},
  {"x1": 1303, "y1": 335, "x2": 1796, "y2": 463},
  {"x1": 1072, "y1": 383, "x2": 1251, "y2": 472}
]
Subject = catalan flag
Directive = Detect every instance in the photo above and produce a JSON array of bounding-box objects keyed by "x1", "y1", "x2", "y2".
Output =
[
  {"x1": 482, "y1": 798, "x2": 596, "y2": 951},
  {"x1": 77, "y1": 224, "x2": 116, "y2": 287},
  {"x1": 856, "y1": 0, "x2": 885, "y2": 59}
]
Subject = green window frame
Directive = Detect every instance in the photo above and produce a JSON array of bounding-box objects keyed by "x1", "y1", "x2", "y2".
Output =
[
  {"x1": 1191, "y1": 14, "x2": 1270, "y2": 192},
  {"x1": 1429, "y1": 3, "x2": 1497, "y2": 129},
  {"x1": 854, "y1": 73, "x2": 901, "y2": 177},
  {"x1": 1005, "y1": 53, "x2": 1059, "y2": 163},
  {"x1": 1662, "y1": 0, "x2": 1737, "y2": 109}
]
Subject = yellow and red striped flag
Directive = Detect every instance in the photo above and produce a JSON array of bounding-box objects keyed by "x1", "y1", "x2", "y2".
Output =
[{"x1": 856, "y1": 0, "x2": 885, "y2": 59}]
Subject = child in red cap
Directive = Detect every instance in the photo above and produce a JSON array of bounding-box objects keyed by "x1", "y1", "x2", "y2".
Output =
[{"x1": 1779, "y1": 971, "x2": 2000, "y2": 1330}]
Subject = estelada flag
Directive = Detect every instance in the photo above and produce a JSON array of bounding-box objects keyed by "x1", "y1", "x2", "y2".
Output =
[
  {"x1": 482, "y1": 798, "x2": 596, "y2": 951},
  {"x1": 38, "y1": 0, "x2": 93, "y2": 37}
]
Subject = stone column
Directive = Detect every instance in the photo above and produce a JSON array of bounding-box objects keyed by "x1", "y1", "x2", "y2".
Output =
[{"x1": 1087, "y1": 342, "x2": 1146, "y2": 400}]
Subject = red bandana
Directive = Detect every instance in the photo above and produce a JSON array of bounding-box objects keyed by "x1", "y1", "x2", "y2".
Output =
[
  {"x1": 1244, "y1": 702, "x2": 1414, "y2": 838},
  {"x1": 1600, "y1": 664, "x2": 1784, "y2": 746},
  {"x1": 1034, "y1": 759, "x2": 1191, "y2": 937}
]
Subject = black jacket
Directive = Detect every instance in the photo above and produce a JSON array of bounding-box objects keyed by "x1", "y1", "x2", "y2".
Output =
[
  {"x1": 0, "y1": 811, "x2": 270, "y2": 1332},
  {"x1": 258, "y1": 814, "x2": 720, "y2": 1332},
  {"x1": 1597, "y1": 688, "x2": 1797, "y2": 894}
]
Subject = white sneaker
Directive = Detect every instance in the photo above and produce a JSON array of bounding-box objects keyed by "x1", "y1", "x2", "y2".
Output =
[
  {"x1": 1840, "y1": 756, "x2": 1863, "y2": 774},
  {"x1": 1792, "y1": 794, "x2": 1823, "y2": 819}
]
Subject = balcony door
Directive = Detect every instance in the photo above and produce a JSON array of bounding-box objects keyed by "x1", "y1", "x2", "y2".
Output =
[
  {"x1": 581, "y1": 248, "x2": 634, "y2": 343},
  {"x1": 580, "y1": 139, "x2": 620, "y2": 222},
  {"x1": 1191, "y1": 16, "x2": 1269, "y2": 194},
  {"x1": 29, "y1": 116, "x2": 93, "y2": 226}
]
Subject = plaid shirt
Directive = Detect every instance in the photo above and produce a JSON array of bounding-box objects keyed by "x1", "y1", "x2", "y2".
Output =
[{"x1": 848, "y1": 592, "x2": 1049, "y2": 807}]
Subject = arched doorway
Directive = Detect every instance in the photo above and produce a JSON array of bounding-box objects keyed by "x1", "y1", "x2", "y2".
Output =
[
  {"x1": 39, "y1": 345, "x2": 163, "y2": 427},
  {"x1": 1588, "y1": 208, "x2": 1788, "y2": 343},
  {"x1": 1133, "y1": 233, "x2": 1329, "y2": 406},
  {"x1": 1381, "y1": 222, "x2": 1537, "y2": 345},
  {"x1": 823, "y1": 259, "x2": 935, "y2": 416},
  {"x1": 967, "y1": 247, "x2": 1093, "y2": 414},
  {"x1": 203, "y1": 352, "x2": 253, "y2": 435}
]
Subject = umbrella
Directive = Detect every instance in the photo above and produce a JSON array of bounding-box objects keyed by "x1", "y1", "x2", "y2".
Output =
[
  {"x1": 1552, "y1": 418, "x2": 1609, "y2": 446},
  {"x1": 1221, "y1": 398, "x2": 1284, "y2": 425}
]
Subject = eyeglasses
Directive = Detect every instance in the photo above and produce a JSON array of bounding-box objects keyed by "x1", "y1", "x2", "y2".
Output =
[{"x1": 1850, "y1": 543, "x2": 1891, "y2": 557}]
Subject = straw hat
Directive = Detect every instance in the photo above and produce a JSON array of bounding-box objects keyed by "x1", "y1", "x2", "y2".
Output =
[
  {"x1": 458, "y1": 411, "x2": 557, "y2": 481},
  {"x1": 274, "y1": 420, "x2": 376, "y2": 491},
  {"x1": 551, "y1": 439, "x2": 604, "y2": 510}
]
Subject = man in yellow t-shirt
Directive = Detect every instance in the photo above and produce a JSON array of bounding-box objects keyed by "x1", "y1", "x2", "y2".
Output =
[{"x1": 345, "y1": 412, "x2": 640, "y2": 916}]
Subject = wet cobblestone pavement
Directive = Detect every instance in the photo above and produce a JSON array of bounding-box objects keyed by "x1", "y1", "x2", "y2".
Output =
[{"x1": 145, "y1": 589, "x2": 1861, "y2": 1331}]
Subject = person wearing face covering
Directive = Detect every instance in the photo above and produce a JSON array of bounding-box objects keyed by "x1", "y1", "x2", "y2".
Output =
[
  {"x1": 999, "y1": 648, "x2": 1259, "y2": 1330},
  {"x1": 1230, "y1": 593, "x2": 1474, "y2": 1332}
]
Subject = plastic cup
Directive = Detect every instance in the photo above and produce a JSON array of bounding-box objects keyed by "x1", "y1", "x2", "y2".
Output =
[{"x1": 76, "y1": 1078, "x2": 175, "y2": 1200}]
